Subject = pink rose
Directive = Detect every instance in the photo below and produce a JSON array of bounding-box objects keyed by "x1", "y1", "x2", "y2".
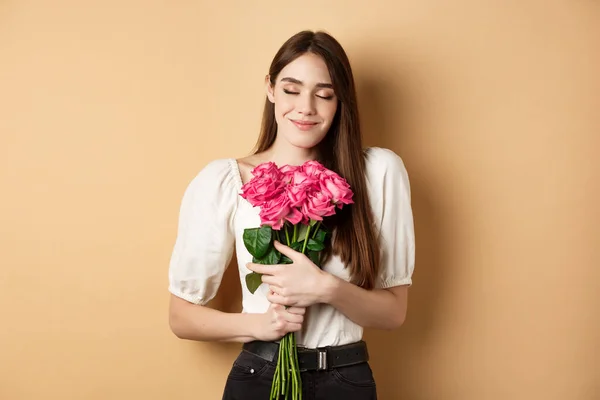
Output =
[
  {"x1": 286, "y1": 185, "x2": 308, "y2": 208},
  {"x1": 278, "y1": 164, "x2": 299, "y2": 184},
  {"x1": 251, "y1": 162, "x2": 281, "y2": 179},
  {"x1": 279, "y1": 164, "x2": 298, "y2": 174},
  {"x1": 301, "y1": 192, "x2": 336, "y2": 221},
  {"x1": 302, "y1": 160, "x2": 326, "y2": 178},
  {"x1": 240, "y1": 176, "x2": 285, "y2": 207},
  {"x1": 240, "y1": 162, "x2": 287, "y2": 206},
  {"x1": 259, "y1": 195, "x2": 303, "y2": 230},
  {"x1": 320, "y1": 174, "x2": 354, "y2": 209},
  {"x1": 285, "y1": 207, "x2": 304, "y2": 225},
  {"x1": 291, "y1": 171, "x2": 320, "y2": 192}
]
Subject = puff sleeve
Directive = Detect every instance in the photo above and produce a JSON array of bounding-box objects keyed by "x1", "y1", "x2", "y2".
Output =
[
  {"x1": 168, "y1": 159, "x2": 238, "y2": 305},
  {"x1": 366, "y1": 147, "x2": 416, "y2": 289}
]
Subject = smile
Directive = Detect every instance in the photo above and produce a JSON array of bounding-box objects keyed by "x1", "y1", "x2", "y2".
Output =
[{"x1": 290, "y1": 120, "x2": 319, "y2": 131}]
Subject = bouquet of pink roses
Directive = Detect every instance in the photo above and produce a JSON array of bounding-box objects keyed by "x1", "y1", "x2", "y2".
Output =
[{"x1": 240, "y1": 160, "x2": 353, "y2": 400}]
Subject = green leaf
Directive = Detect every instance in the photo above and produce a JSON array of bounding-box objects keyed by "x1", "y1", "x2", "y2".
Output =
[
  {"x1": 252, "y1": 245, "x2": 281, "y2": 265},
  {"x1": 314, "y1": 229, "x2": 327, "y2": 243},
  {"x1": 309, "y1": 219, "x2": 319, "y2": 227},
  {"x1": 243, "y1": 226, "x2": 272, "y2": 259},
  {"x1": 290, "y1": 241, "x2": 304, "y2": 252},
  {"x1": 306, "y1": 238, "x2": 325, "y2": 251},
  {"x1": 245, "y1": 272, "x2": 263, "y2": 294},
  {"x1": 280, "y1": 255, "x2": 293, "y2": 264},
  {"x1": 307, "y1": 250, "x2": 321, "y2": 267},
  {"x1": 295, "y1": 224, "x2": 309, "y2": 242},
  {"x1": 277, "y1": 229, "x2": 286, "y2": 244}
]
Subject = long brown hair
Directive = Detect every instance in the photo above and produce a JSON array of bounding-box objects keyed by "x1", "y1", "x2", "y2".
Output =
[{"x1": 253, "y1": 30, "x2": 380, "y2": 290}]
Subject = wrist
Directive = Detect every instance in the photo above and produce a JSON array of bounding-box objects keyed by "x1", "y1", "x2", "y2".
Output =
[
  {"x1": 245, "y1": 312, "x2": 262, "y2": 342},
  {"x1": 318, "y1": 271, "x2": 341, "y2": 304}
]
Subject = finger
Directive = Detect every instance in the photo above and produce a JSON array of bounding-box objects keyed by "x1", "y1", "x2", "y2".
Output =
[
  {"x1": 267, "y1": 291, "x2": 293, "y2": 307},
  {"x1": 286, "y1": 306, "x2": 306, "y2": 315},
  {"x1": 273, "y1": 241, "x2": 300, "y2": 261},
  {"x1": 268, "y1": 285, "x2": 282, "y2": 297},
  {"x1": 246, "y1": 263, "x2": 281, "y2": 275},
  {"x1": 283, "y1": 311, "x2": 304, "y2": 324},
  {"x1": 285, "y1": 322, "x2": 302, "y2": 333},
  {"x1": 261, "y1": 275, "x2": 280, "y2": 286}
]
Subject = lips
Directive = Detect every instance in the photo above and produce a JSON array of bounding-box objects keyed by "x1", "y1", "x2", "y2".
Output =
[{"x1": 290, "y1": 119, "x2": 319, "y2": 131}]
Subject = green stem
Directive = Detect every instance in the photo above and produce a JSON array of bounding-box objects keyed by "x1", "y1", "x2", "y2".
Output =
[
  {"x1": 301, "y1": 224, "x2": 312, "y2": 254},
  {"x1": 285, "y1": 225, "x2": 291, "y2": 246},
  {"x1": 276, "y1": 224, "x2": 305, "y2": 399},
  {"x1": 271, "y1": 367, "x2": 279, "y2": 399},
  {"x1": 281, "y1": 338, "x2": 287, "y2": 393},
  {"x1": 312, "y1": 221, "x2": 321, "y2": 238},
  {"x1": 290, "y1": 334, "x2": 298, "y2": 399},
  {"x1": 294, "y1": 333, "x2": 302, "y2": 400},
  {"x1": 276, "y1": 339, "x2": 283, "y2": 398},
  {"x1": 289, "y1": 336, "x2": 295, "y2": 400}
]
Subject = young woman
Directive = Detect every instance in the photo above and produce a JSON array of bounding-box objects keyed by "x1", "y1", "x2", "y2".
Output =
[{"x1": 168, "y1": 30, "x2": 415, "y2": 400}]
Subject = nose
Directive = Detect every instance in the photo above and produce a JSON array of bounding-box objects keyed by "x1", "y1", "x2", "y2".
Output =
[{"x1": 297, "y1": 93, "x2": 316, "y2": 115}]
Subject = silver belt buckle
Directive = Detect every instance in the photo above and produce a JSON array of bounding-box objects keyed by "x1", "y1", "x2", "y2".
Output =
[{"x1": 317, "y1": 349, "x2": 328, "y2": 371}]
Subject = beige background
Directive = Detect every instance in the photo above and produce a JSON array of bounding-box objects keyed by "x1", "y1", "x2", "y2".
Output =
[{"x1": 1, "y1": 1, "x2": 599, "y2": 399}]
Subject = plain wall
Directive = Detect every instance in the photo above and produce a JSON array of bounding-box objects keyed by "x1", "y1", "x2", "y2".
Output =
[{"x1": 1, "y1": 1, "x2": 599, "y2": 399}]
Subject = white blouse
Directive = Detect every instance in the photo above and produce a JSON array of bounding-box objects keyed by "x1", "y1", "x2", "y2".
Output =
[{"x1": 168, "y1": 147, "x2": 415, "y2": 348}]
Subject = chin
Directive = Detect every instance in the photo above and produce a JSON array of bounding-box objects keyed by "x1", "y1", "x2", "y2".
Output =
[{"x1": 286, "y1": 133, "x2": 327, "y2": 150}]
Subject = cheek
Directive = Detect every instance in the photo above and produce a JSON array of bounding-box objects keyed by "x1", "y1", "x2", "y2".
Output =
[
  {"x1": 320, "y1": 102, "x2": 338, "y2": 123},
  {"x1": 273, "y1": 95, "x2": 295, "y2": 117}
]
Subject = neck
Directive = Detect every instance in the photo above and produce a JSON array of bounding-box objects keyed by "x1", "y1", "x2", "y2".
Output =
[{"x1": 261, "y1": 137, "x2": 319, "y2": 167}]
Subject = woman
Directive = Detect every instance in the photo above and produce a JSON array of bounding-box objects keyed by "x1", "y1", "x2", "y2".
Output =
[{"x1": 168, "y1": 30, "x2": 415, "y2": 400}]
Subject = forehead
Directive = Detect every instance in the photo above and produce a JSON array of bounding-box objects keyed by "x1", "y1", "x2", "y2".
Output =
[{"x1": 277, "y1": 53, "x2": 332, "y2": 85}]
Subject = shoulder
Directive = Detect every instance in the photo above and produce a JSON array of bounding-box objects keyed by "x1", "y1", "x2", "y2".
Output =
[
  {"x1": 196, "y1": 158, "x2": 237, "y2": 178},
  {"x1": 184, "y1": 158, "x2": 241, "y2": 199},
  {"x1": 363, "y1": 146, "x2": 412, "y2": 208},
  {"x1": 364, "y1": 147, "x2": 410, "y2": 182},
  {"x1": 235, "y1": 154, "x2": 264, "y2": 185}
]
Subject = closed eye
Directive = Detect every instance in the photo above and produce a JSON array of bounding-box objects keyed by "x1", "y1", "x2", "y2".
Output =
[{"x1": 283, "y1": 88, "x2": 334, "y2": 100}]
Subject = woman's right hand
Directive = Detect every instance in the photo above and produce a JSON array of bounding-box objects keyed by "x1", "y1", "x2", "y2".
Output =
[{"x1": 252, "y1": 303, "x2": 305, "y2": 342}]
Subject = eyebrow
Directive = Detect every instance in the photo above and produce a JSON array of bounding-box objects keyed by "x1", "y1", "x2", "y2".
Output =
[{"x1": 280, "y1": 77, "x2": 333, "y2": 89}]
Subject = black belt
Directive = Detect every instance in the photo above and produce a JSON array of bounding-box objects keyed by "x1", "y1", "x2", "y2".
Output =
[{"x1": 242, "y1": 340, "x2": 369, "y2": 372}]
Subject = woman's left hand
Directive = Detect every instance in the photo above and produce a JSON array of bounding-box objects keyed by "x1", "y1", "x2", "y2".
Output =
[{"x1": 247, "y1": 241, "x2": 331, "y2": 308}]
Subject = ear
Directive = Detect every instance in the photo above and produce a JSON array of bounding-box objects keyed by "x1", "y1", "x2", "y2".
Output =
[{"x1": 265, "y1": 74, "x2": 275, "y2": 104}]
